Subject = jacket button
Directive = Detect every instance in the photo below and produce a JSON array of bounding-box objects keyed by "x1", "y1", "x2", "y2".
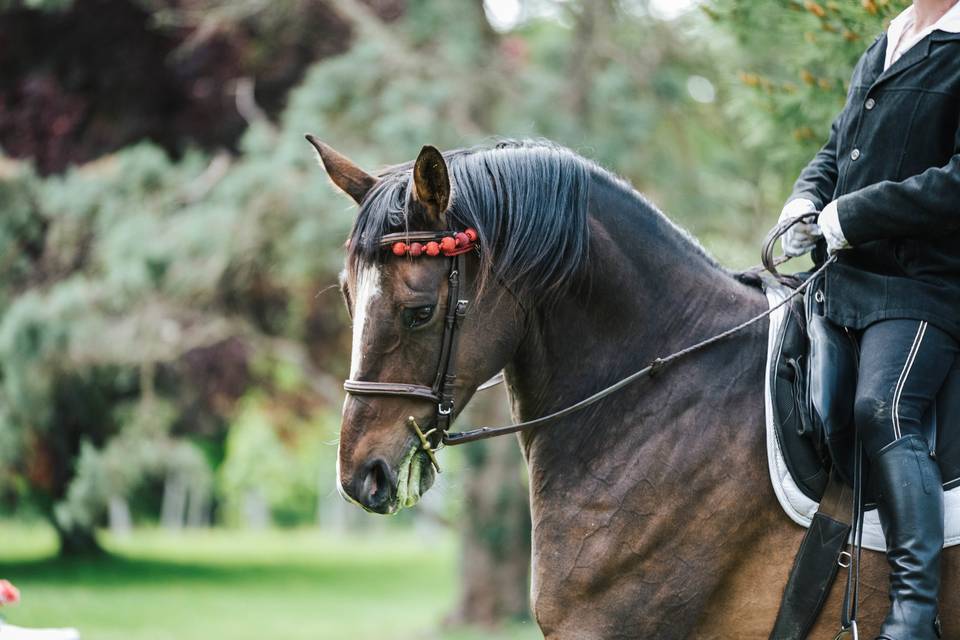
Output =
[
  {"x1": 851, "y1": 148, "x2": 861, "y2": 161},
  {"x1": 865, "y1": 98, "x2": 876, "y2": 110}
]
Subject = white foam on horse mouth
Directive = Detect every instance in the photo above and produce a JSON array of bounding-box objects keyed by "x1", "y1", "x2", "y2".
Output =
[{"x1": 395, "y1": 445, "x2": 423, "y2": 509}]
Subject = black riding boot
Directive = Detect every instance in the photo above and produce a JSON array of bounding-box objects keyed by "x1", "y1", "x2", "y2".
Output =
[{"x1": 873, "y1": 434, "x2": 944, "y2": 640}]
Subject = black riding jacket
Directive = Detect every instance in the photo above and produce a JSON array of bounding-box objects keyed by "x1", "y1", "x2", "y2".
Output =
[{"x1": 789, "y1": 28, "x2": 960, "y2": 339}]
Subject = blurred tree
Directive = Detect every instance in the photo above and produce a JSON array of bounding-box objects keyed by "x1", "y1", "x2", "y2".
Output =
[
  {"x1": 219, "y1": 384, "x2": 339, "y2": 529},
  {"x1": 0, "y1": 0, "x2": 403, "y2": 173},
  {"x1": 0, "y1": 139, "x2": 348, "y2": 553},
  {"x1": 708, "y1": 0, "x2": 909, "y2": 203}
]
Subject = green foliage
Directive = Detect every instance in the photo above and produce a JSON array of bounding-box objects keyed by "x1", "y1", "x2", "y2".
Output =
[
  {"x1": 55, "y1": 400, "x2": 212, "y2": 533},
  {"x1": 218, "y1": 392, "x2": 338, "y2": 528},
  {"x1": 0, "y1": 111, "x2": 354, "y2": 536},
  {"x1": 0, "y1": 165, "x2": 44, "y2": 311},
  {"x1": 710, "y1": 0, "x2": 909, "y2": 173}
]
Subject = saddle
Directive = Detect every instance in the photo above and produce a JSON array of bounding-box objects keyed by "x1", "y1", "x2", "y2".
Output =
[
  {"x1": 770, "y1": 274, "x2": 960, "y2": 504},
  {"x1": 767, "y1": 272, "x2": 960, "y2": 639}
]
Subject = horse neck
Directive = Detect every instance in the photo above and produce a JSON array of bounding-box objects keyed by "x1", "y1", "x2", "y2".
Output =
[
  {"x1": 506, "y1": 173, "x2": 767, "y2": 466},
  {"x1": 500, "y1": 173, "x2": 774, "y2": 634}
]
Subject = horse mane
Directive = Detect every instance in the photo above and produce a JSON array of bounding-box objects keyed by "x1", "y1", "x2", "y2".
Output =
[{"x1": 348, "y1": 138, "x2": 727, "y2": 303}]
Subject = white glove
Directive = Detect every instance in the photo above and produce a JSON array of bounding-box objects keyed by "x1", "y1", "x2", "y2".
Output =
[
  {"x1": 818, "y1": 200, "x2": 850, "y2": 255},
  {"x1": 779, "y1": 198, "x2": 822, "y2": 257}
]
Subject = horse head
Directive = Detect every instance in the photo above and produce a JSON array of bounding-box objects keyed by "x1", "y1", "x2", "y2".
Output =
[{"x1": 308, "y1": 136, "x2": 528, "y2": 514}]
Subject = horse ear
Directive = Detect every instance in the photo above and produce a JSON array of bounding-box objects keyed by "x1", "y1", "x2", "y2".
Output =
[
  {"x1": 305, "y1": 134, "x2": 377, "y2": 205},
  {"x1": 412, "y1": 145, "x2": 450, "y2": 220}
]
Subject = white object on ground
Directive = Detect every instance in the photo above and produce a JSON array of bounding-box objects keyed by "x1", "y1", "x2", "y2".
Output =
[{"x1": 0, "y1": 623, "x2": 80, "y2": 640}]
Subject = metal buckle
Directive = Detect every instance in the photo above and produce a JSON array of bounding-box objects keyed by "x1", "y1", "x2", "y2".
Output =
[
  {"x1": 833, "y1": 620, "x2": 858, "y2": 640},
  {"x1": 838, "y1": 550, "x2": 852, "y2": 568},
  {"x1": 438, "y1": 402, "x2": 452, "y2": 415}
]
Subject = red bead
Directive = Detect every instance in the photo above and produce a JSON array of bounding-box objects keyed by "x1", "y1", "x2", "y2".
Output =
[
  {"x1": 391, "y1": 242, "x2": 407, "y2": 256},
  {"x1": 425, "y1": 242, "x2": 440, "y2": 256},
  {"x1": 440, "y1": 236, "x2": 456, "y2": 253},
  {"x1": 465, "y1": 228, "x2": 478, "y2": 242},
  {"x1": 454, "y1": 232, "x2": 469, "y2": 247},
  {"x1": 409, "y1": 242, "x2": 423, "y2": 257}
]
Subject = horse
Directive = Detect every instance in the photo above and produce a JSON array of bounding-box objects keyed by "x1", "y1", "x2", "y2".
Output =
[{"x1": 310, "y1": 136, "x2": 960, "y2": 639}]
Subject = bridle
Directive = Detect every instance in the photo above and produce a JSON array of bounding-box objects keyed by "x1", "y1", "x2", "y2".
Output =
[
  {"x1": 342, "y1": 214, "x2": 832, "y2": 474},
  {"x1": 342, "y1": 228, "x2": 478, "y2": 472}
]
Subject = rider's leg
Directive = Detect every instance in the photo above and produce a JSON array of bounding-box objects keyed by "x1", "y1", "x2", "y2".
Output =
[{"x1": 854, "y1": 319, "x2": 958, "y2": 640}]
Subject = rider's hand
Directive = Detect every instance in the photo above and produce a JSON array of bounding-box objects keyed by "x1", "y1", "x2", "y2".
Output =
[
  {"x1": 779, "y1": 198, "x2": 822, "y2": 257},
  {"x1": 818, "y1": 200, "x2": 850, "y2": 255}
]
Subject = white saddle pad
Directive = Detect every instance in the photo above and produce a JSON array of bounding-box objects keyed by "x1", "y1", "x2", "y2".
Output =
[{"x1": 764, "y1": 280, "x2": 960, "y2": 552}]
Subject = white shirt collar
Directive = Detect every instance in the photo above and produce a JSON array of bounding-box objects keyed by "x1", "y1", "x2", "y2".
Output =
[
  {"x1": 885, "y1": 1, "x2": 960, "y2": 69},
  {"x1": 889, "y1": 1, "x2": 960, "y2": 34}
]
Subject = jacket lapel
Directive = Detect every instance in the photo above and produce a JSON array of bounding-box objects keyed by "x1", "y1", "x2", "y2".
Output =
[
  {"x1": 869, "y1": 29, "x2": 960, "y2": 89},
  {"x1": 871, "y1": 37, "x2": 933, "y2": 89},
  {"x1": 930, "y1": 30, "x2": 960, "y2": 45},
  {"x1": 861, "y1": 34, "x2": 887, "y2": 86}
]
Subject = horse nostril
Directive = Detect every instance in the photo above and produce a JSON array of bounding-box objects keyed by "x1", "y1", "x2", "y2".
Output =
[{"x1": 358, "y1": 458, "x2": 394, "y2": 512}]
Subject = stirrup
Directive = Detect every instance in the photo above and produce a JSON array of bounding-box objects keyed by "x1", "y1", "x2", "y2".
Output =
[{"x1": 833, "y1": 620, "x2": 858, "y2": 640}]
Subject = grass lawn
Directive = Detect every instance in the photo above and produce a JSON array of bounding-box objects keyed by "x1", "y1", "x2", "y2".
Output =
[{"x1": 0, "y1": 524, "x2": 540, "y2": 640}]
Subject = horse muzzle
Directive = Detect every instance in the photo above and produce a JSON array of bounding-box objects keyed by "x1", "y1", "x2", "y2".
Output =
[
  {"x1": 340, "y1": 436, "x2": 438, "y2": 515},
  {"x1": 346, "y1": 457, "x2": 397, "y2": 514}
]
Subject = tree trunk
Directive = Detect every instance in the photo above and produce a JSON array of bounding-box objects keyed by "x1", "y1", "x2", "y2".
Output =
[
  {"x1": 160, "y1": 473, "x2": 187, "y2": 530},
  {"x1": 243, "y1": 487, "x2": 270, "y2": 530},
  {"x1": 448, "y1": 387, "x2": 531, "y2": 627},
  {"x1": 108, "y1": 496, "x2": 132, "y2": 537},
  {"x1": 54, "y1": 521, "x2": 104, "y2": 557},
  {"x1": 567, "y1": 0, "x2": 616, "y2": 126},
  {"x1": 186, "y1": 482, "x2": 211, "y2": 528}
]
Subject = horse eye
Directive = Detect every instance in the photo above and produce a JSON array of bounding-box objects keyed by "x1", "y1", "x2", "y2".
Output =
[{"x1": 402, "y1": 305, "x2": 435, "y2": 329}]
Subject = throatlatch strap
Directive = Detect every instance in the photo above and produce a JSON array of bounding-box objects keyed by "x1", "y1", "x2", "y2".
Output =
[{"x1": 770, "y1": 472, "x2": 854, "y2": 640}]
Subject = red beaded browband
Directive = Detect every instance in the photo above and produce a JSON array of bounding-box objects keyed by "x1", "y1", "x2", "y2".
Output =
[{"x1": 377, "y1": 228, "x2": 479, "y2": 257}]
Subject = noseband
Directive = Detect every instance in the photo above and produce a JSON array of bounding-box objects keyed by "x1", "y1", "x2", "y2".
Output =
[{"x1": 342, "y1": 228, "x2": 479, "y2": 472}]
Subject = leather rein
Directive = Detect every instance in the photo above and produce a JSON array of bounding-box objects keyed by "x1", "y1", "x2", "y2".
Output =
[{"x1": 342, "y1": 214, "x2": 832, "y2": 472}]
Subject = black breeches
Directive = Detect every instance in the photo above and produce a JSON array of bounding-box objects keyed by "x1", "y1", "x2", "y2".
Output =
[{"x1": 854, "y1": 319, "x2": 959, "y2": 460}]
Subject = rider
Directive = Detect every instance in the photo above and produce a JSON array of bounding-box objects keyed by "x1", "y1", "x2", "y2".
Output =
[{"x1": 780, "y1": 1, "x2": 960, "y2": 638}]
